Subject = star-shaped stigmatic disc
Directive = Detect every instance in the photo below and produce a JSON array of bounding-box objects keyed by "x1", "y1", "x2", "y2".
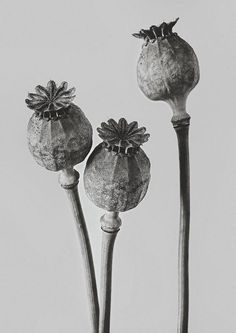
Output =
[
  {"x1": 25, "y1": 80, "x2": 76, "y2": 120},
  {"x1": 97, "y1": 118, "x2": 150, "y2": 154}
]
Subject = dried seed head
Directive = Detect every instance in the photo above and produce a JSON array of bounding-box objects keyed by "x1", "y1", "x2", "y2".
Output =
[
  {"x1": 84, "y1": 118, "x2": 151, "y2": 212},
  {"x1": 134, "y1": 19, "x2": 200, "y2": 121},
  {"x1": 26, "y1": 81, "x2": 92, "y2": 171}
]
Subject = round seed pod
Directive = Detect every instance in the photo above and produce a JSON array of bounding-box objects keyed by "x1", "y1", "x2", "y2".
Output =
[
  {"x1": 84, "y1": 118, "x2": 151, "y2": 212},
  {"x1": 26, "y1": 81, "x2": 92, "y2": 171},
  {"x1": 133, "y1": 18, "x2": 200, "y2": 121}
]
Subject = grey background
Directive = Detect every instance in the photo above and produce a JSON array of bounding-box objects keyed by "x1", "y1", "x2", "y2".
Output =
[{"x1": 0, "y1": 0, "x2": 236, "y2": 332}]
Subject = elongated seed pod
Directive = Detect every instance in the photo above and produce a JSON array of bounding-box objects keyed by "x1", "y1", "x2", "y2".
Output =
[{"x1": 134, "y1": 19, "x2": 200, "y2": 121}]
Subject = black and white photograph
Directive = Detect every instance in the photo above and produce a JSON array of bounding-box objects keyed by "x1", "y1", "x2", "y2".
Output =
[{"x1": 0, "y1": 0, "x2": 235, "y2": 332}]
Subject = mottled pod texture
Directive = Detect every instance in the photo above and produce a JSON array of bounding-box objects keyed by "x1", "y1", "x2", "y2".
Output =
[
  {"x1": 27, "y1": 104, "x2": 92, "y2": 171},
  {"x1": 84, "y1": 143, "x2": 151, "y2": 212},
  {"x1": 137, "y1": 34, "x2": 199, "y2": 102}
]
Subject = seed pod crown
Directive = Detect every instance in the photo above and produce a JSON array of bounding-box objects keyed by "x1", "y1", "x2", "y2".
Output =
[
  {"x1": 97, "y1": 118, "x2": 150, "y2": 155},
  {"x1": 25, "y1": 80, "x2": 76, "y2": 120},
  {"x1": 133, "y1": 18, "x2": 179, "y2": 45}
]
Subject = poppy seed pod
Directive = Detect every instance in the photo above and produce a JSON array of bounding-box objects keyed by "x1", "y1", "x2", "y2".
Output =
[
  {"x1": 26, "y1": 80, "x2": 93, "y2": 171},
  {"x1": 84, "y1": 118, "x2": 151, "y2": 212},
  {"x1": 133, "y1": 18, "x2": 200, "y2": 121}
]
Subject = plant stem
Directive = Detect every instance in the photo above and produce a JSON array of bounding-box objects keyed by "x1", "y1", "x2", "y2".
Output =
[
  {"x1": 59, "y1": 167, "x2": 99, "y2": 333},
  {"x1": 99, "y1": 212, "x2": 122, "y2": 333},
  {"x1": 172, "y1": 116, "x2": 190, "y2": 333}
]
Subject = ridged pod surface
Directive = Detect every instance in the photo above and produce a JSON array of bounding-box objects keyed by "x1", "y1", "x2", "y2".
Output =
[
  {"x1": 26, "y1": 81, "x2": 92, "y2": 171},
  {"x1": 27, "y1": 104, "x2": 92, "y2": 171},
  {"x1": 84, "y1": 119, "x2": 151, "y2": 212}
]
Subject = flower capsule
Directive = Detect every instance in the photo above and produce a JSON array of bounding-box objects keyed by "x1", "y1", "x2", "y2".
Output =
[
  {"x1": 84, "y1": 118, "x2": 151, "y2": 212},
  {"x1": 134, "y1": 19, "x2": 200, "y2": 120},
  {"x1": 26, "y1": 80, "x2": 92, "y2": 171}
]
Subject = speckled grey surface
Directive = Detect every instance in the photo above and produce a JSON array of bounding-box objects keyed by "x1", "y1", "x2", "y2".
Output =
[
  {"x1": 27, "y1": 104, "x2": 92, "y2": 171},
  {"x1": 137, "y1": 34, "x2": 199, "y2": 101},
  {"x1": 84, "y1": 143, "x2": 151, "y2": 212}
]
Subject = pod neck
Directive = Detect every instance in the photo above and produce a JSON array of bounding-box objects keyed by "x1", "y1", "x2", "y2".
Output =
[{"x1": 167, "y1": 95, "x2": 190, "y2": 123}]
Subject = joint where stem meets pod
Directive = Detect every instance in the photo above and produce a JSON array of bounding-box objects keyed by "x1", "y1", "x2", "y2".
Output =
[{"x1": 100, "y1": 212, "x2": 122, "y2": 233}]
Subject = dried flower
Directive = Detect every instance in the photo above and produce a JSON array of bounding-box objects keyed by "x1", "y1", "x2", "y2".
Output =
[
  {"x1": 26, "y1": 80, "x2": 92, "y2": 171},
  {"x1": 133, "y1": 18, "x2": 200, "y2": 121},
  {"x1": 84, "y1": 118, "x2": 151, "y2": 212}
]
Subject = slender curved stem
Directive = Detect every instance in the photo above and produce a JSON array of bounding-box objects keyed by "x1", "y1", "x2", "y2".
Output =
[
  {"x1": 172, "y1": 117, "x2": 190, "y2": 333},
  {"x1": 59, "y1": 168, "x2": 99, "y2": 333},
  {"x1": 99, "y1": 212, "x2": 121, "y2": 333}
]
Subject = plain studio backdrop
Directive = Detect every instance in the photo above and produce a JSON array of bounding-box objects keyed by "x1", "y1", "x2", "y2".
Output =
[{"x1": 0, "y1": 0, "x2": 235, "y2": 332}]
